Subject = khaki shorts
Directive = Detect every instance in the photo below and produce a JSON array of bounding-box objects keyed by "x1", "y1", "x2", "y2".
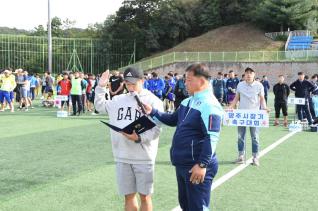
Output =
[{"x1": 116, "y1": 162, "x2": 154, "y2": 196}]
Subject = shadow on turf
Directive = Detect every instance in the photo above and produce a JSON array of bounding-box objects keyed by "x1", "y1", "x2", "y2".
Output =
[
  {"x1": 218, "y1": 160, "x2": 236, "y2": 165},
  {"x1": 155, "y1": 160, "x2": 235, "y2": 166},
  {"x1": 0, "y1": 112, "x2": 107, "y2": 121}
]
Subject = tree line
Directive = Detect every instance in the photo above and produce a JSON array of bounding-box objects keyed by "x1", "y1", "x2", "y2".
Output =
[{"x1": 4, "y1": 0, "x2": 318, "y2": 62}]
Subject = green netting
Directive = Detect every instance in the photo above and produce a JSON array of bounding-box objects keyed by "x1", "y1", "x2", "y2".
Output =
[{"x1": 0, "y1": 34, "x2": 135, "y2": 74}]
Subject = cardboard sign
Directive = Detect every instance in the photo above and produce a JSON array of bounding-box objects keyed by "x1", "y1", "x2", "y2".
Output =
[
  {"x1": 223, "y1": 109, "x2": 269, "y2": 128},
  {"x1": 289, "y1": 123, "x2": 303, "y2": 132},
  {"x1": 57, "y1": 111, "x2": 68, "y2": 118},
  {"x1": 288, "y1": 97, "x2": 305, "y2": 105},
  {"x1": 55, "y1": 95, "x2": 68, "y2": 101}
]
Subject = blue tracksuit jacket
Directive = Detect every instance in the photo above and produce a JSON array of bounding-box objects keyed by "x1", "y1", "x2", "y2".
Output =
[{"x1": 151, "y1": 88, "x2": 223, "y2": 167}]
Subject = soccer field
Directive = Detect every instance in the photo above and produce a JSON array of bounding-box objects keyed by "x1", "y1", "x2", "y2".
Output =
[{"x1": 0, "y1": 95, "x2": 317, "y2": 211}]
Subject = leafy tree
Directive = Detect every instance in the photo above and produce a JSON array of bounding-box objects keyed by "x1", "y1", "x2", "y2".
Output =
[{"x1": 252, "y1": 0, "x2": 317, "y2": 31}]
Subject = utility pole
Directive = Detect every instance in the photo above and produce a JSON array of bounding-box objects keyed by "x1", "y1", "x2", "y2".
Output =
[{"x1": 48, "y1": 0, "x2": 52, "y2": 73}]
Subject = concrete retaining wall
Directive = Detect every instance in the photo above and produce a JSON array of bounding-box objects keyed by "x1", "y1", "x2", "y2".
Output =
[{"x1": 148, "y1": 62, "x2": 318, "y2": 85}]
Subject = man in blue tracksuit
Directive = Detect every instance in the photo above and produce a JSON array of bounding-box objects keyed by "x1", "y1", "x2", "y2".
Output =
[
  {"x1": 261, "y1": 75, "x2": 270, "y2": 104},
  {"x1": 212, "y1": 72, "x2": 226, "y2": 105},
  {"x1": 148, "y1": 72, "x2": 165, "y2": 99},
  {"x1": 223, "y1": 73, "x2": 229, "y2": 105},
  {"x1": 144, "y1": 64, "x2": 223, "y2": 211},
  {"x1": 226, "y1": 70, "x2": 239, "y2": 104}
]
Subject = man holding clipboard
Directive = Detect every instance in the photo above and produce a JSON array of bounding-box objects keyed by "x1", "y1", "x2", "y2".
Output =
[{"x1": 95, "y1": 67, "x2": 163, "y2": 211}]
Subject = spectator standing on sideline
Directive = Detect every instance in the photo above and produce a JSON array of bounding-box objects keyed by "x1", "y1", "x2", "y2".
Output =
[
  {"x1": 213, "y1": 72, "x2": 226, "y2": 105},
  {"x1": 45, "y1": 72, "x2": 54, "y2": 96},
  {"x1": 16, "y1": 69, "x2": 29, "y2": 111},
  {"x1": 35, "y1": 74, "x2": 42, "y2": 98},
  {"x1": 29, "y1": 73, "x2": 38, "y2": 101},
  {"x1": 148, "y1": 72, "x2": 165, "y2": 100},
  {"x1": 174, "y1": 74, "x2": 188, "y2": 109},
  {"x1": 226, "y1": 70, "x2": 239, "y2": 105},
  {"x1": 0, "y1": 70, "x2": 16, "y2": 112},
  {"x1": 228, "y1": 67, "x2": 268, "y2": 166},
  {"x1": 290, "y1": 72, "x2": 316, "y2": 126},
  {"x1": 86, "y1": 74, "x2": 96, "y2": 112},
  {"x1": 261, "y1": 75, "x2": 270, "y2": 104},
  {"x1": 273, "y1": 75, "x2": 290, "y2": 127},
  {"x1": 80, "y1": 72, "x2": 88, "y2": 113},
  {"x1": 41, "y1": 72, "x2": 47, "y2": 98},
  {"x1": 70, "y1": 71, "x2": 84, "y2": 116},
  {"x1": 223, "y1": 73, "x2": 229, "y2": 105},
  {"x1": 58, "y1": 72, "x2": 72, "y2": 114},
  {"x1": 163, "y1": 72, "x2": 176, "y2": 113},
  {"x1": 309, "y1": 74, "x2": 318, "y2": 121}
]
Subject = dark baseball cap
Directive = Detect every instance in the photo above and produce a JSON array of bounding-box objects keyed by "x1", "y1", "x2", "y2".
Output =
[{"x1": 124, "y1": 67, "x2": 144, "y2": 84}]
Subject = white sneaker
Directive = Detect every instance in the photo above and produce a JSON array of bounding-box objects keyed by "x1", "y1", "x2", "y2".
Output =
[
  {"x1": 0, "y1": 109, "x2": 4, "y2": 112},
  {"x1": 235, "y1": 155, "x2": 245, "y2": 164},
  {"x1": 252, "y1": 157, "x2": 260, "y2": 166}
]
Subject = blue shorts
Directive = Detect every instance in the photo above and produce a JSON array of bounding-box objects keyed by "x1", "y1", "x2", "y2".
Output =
[
  {"x1": 45, "y1": 86, "x2": 53, "y2": 93},
  {"x1": 0, "y1": 90, "x2": 12, "y2": 104},
  {"x1": 86, "y1": 93, "x2": 94, "y2": 102},
  {"x1": 10, "y1": 91, "x2": 14, "y2": 100}
]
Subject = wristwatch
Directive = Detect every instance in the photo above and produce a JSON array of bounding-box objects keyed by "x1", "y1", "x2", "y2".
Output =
[
  {"x1": 135, "y1": 134, "x2": 142, "y2": 144},
  {"x1": 198, "y1": 163, "x2": 207, "y2": 168}
]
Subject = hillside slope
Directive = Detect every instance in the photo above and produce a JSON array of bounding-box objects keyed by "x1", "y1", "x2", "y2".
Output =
[{"x1": 148, "y1": 23, "x2": 284, "y2": 59}]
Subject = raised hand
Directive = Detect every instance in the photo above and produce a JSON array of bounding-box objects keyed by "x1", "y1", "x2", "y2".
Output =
[{"x1": 98, "y1": 70, "x2": 110, "y2": 87}]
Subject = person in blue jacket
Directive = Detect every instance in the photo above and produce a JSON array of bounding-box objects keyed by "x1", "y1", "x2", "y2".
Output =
[
  {"x1": 148, "y1": 72, "x2": 165, "y2": 99},
  {"x1": 226, "y1": 70, "x2": 239, "y2": 104},
  {"x1": 212, "y1": 72, "x2": 226, "y2": 105},
  {"x1": 163, "y1": 72, "x2": 176, "y2": 110},
  {"x1": 144, "y1": 63, "x2": 223, "y2": 211},
  {"x1": 28, "y1": 73, "x2": 38, "y2": 101},
  {"x1": 261, "y1": 75, "x2": 270, "y2": 104},
  {"x1": 143, "y1": 75, "x2": 150, "y2": 90},
  {"x1": 174, "y1": 74, "x2": 188, "y2": 109},
  {"x1": 223, "y1": 73, "x2": 229, "y2": 105}
]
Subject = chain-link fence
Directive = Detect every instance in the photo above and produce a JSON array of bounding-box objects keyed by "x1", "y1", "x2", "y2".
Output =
[
  {"x1": 124, "y1": 50, "x2": 318, "y2": 71},
  {"x1": 0, "y1": 34, "x2": 135, "y2": 74}
]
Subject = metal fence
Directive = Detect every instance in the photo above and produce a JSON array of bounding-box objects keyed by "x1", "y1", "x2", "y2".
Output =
[
  {"x1": 0, "y1": 34, "x2": 135, "y2": 74},
  {"x1": 123, "y1": 50, "x2": 318, "y2": 71},
  {"x1": 265, "y1": 30, "x2": 311, "y2": 40}
]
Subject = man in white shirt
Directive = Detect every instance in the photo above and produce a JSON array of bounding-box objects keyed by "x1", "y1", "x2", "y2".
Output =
[{"x1": 228, "y1": 67, "x2": 269, "y2": 166}]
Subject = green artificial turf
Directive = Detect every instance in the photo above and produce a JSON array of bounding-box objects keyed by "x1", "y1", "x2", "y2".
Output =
[{"x1": 0, "y1": 93, "x2": 316, "y2": 211}]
